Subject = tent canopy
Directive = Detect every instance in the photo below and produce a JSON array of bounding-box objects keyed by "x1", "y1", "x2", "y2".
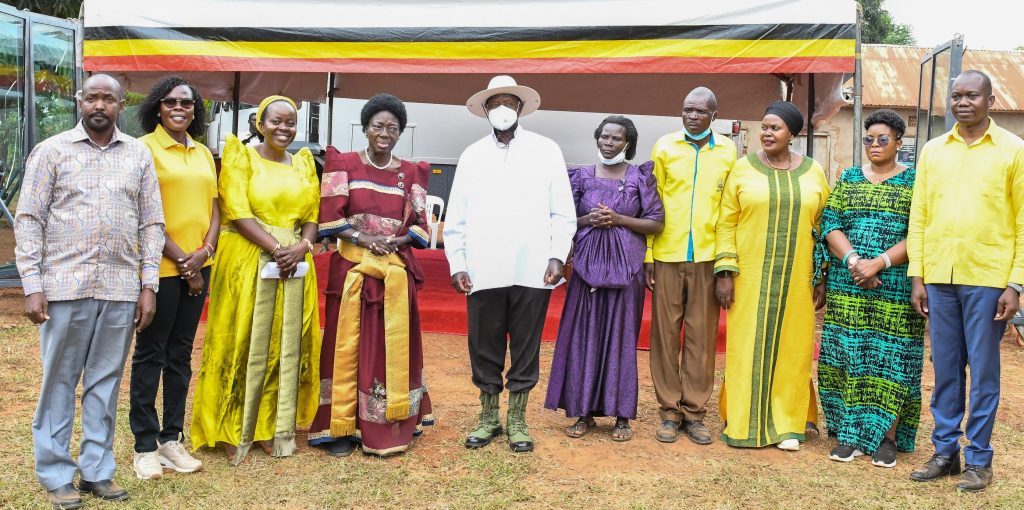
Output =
[{"x1": 82, "y1": 0, "x2": 857, "y2": 121}]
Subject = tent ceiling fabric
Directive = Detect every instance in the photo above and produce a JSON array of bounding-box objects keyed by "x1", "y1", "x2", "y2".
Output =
[
  {"x1": 83, "y1": 0, "x2": 856, "y2": 75},
  {"x1": 82, "y1": 0, "x2": 856, "y2": 120}
]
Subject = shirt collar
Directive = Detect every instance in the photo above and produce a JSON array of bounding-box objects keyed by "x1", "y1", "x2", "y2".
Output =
[
  {"x1": 491, "y1": 126, "x2": 523, "y2": 147},
  {"x1": 672, "y1": 130, "x2": 717, "y2": 149},
  {"x1": 154, "y1": 123, "x2": 193, "y2": 149},
  {"x1": 947, "y1": 117, "x2": 999, "y2": 146},
  {"x1": 71, "y1": 121, "x2": 125, "y2": 149}
]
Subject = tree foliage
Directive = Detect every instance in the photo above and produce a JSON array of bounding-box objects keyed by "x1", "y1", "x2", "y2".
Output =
[
  {"x1": 6, "y1": 0, "x2": 82, "y2": 19},
  {"x1": 860, "y1": 0, "x2": 916, "y2": 45}
]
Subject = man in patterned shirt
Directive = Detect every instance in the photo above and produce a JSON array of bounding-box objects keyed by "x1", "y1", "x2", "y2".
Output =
[{"x1": 15, "y1": 74, "x2": 165, "y2": 508}]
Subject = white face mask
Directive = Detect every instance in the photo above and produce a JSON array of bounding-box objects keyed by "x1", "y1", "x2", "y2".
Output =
[
  {"x1": 487, "y1": 105, "x2": 519, "y2": 131},
  {"x1": 597, "y1": 145, "x2": 628, "y2": 165}
]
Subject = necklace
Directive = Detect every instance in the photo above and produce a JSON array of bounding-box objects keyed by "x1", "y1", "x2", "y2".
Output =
[
  {"x1": 364, "y1": 148, "x2": 393, "y2": 170},
  {"x1": 765, "y1": 150, "x2": 792, "y2": 171}
]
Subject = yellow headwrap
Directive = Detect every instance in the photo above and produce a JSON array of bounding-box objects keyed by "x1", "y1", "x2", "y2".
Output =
[{"x1": 255, "y1": 95, "x2": 297, "y2": 135}]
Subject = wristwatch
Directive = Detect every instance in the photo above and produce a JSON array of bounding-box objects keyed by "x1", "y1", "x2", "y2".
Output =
[
  {"x1": 143, "y1": 283, "x2": 159, "y2": 294},
  {"x1": 349, "y1": 232, "x2": 361, "y2": 246},
  {"x1": 1008, "y1": 282, "x2": 1023, "y2": 294}
]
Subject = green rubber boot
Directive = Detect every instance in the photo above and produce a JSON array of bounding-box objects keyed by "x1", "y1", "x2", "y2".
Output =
[
  {"x1": 465, "y1": 391, "x2": 502, "y2": 449},
  {"x1": 506, "y1": 391, "x2": 534, "y2": 453}
]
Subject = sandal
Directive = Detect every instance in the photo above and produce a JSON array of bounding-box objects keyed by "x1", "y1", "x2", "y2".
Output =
[
  {"x1": 612, "y1": 421, "x2": 633, "y2": 442},
  {"x1": 564, "y1": 417, "x2": 596, "y2": 438}
]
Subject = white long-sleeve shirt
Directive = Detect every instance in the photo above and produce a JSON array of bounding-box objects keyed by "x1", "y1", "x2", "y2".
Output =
[{"x1": 444, "y1": 128, "x2": 576, "y2": 294}]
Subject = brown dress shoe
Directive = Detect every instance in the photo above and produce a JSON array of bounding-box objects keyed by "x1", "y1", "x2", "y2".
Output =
[
  {"x1": 957, "y1": 465, "x2": 993, "y2": 492},
  {"x1": 909, "y1": 452, "x2": 961, "y2": 482},
  {"x1": 655, "y1": 420, "x2": 679, "y2": 443},
  {"x1": 78, "y1": 479, "x2": 129, "y2": 502},
  {"x1": 682, "y1": 420, "x2": 713, "y2": 445},
  {"x1": 46, "y1": 483, "x2": 83, "y2": 509}
]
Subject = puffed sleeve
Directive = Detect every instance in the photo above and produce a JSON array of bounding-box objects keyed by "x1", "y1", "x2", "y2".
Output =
[
  {"x1": 567, "y1": 165, "x2": 586, "y2": 210},
  {"x1": 218, "y1": 135, "x2": 254, "y2": 222},
  {"x1": 293, "y1": 147, "x2": 319, "y2": 225},
  {"x1": 637, "y1": 160, "x2": 664, "y2": 222},
  {"x1": 714, "y1": 164, "x2": 741, "y2": 275},
  {"x1": 406, "y1": 161, "x2": 432, "y2": 249},
  {"x1": 318, "y1": 146, "x2": 351, "y2": 238}
]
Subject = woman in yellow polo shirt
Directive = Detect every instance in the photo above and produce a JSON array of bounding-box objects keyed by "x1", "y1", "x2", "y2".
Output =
[{"x1": 130, "y1": 76, "x2": 219, "y2": 479}]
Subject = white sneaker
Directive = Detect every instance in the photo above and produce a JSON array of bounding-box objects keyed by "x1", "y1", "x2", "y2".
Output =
[
  {"x1": 157, "y1": 440, "x2": 203, "y2": 473},
  {"x1": 777, "y1": 439, "x2": 801, "y2": 451},
  {"x1": 133, "y1": 451, "x2": 164, "y2": 480}
]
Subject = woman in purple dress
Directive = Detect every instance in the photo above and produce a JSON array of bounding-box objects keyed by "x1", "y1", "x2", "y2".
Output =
[{"x1": 544, "y1": 116, "x2": 664, "y2": 441}]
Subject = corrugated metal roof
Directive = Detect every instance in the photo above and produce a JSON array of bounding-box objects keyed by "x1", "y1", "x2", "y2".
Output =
[{"x1": 861, "y1": 44, "x2": 1024, "y2": 112}]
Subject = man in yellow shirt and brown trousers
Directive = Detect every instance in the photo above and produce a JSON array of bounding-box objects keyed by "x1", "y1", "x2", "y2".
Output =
[
  {"x1": 907, "y1": 70, "x2": 1024, "y2": 492},
  {"x1": 646, "y1": 87, "x2": 736, "y2": 444}
]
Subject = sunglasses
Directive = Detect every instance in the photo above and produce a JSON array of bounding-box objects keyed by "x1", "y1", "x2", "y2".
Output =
[
  {"x1": 862, "y1": 135, "x2": 898, "y2": 147},
  {"x1": 160, "y1": 98, "x2": 196, "y2": 109}
]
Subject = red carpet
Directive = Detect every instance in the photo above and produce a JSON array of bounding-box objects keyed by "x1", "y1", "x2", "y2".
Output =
[{"x1": 203, "y1": 249, "x2": 727, "y2": 352}]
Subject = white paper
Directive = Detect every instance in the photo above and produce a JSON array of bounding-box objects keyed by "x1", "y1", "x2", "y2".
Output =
[{"x1": 261, "y1": 261, "x2": 309, "y2": 279}]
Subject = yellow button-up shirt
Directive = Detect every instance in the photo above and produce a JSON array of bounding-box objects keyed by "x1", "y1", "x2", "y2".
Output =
[
  {"x1": 646, "y1": 131, "x2": 736, "y2": 263},
  {"x1": 907, "y1": 119, "x2": 1024, "y2": 288}
]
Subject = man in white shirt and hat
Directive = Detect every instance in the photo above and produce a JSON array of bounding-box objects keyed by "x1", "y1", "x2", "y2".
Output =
[{"x1": 444, "y1": 75, "x2": 576, "y2": 453}]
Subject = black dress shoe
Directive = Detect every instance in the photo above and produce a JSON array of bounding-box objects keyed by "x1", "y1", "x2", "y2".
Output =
[
  {"x1": 46, "y1": 483, "x2": 83, "y2": 509},
  {"x1": 909, "y1": 452, "x2": 961, "y2": 482},
  {"x1": 957, "y1": 465, "x2": 993, "y2": 492},
  {"x1": 78, "y1": 479, "x2": 129, "y2": 502},
  {"x1": 465, "y1": 427, "x2": 503, "y2": 449},
  {"x1": 318, "y1": 438, "x2": 356, "y2": 458}
]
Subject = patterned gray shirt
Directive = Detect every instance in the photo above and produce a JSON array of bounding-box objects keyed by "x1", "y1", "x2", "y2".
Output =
[{"x1": 14, "y1": 123, "x2": 165, "y2": 302}]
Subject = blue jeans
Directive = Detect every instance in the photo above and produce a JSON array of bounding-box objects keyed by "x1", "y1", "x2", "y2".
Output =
[{"x1": 925, "y1": 284, "x2": 1004, "y2": 467}]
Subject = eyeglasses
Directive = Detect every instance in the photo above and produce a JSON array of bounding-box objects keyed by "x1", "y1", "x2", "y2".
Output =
[
  {"x1": 368, "y1": 123, "x2": 400, "y2": 135},
  {"x1": 160, "y1": 98, "x2": 196, "y2": 109},
  {"x1": 862, "y1": 135, "x2": 897, "y2": 147}
]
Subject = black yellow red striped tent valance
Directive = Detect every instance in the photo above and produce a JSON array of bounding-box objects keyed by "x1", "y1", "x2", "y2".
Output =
[{"x1": 82, "y1": 0, "x2": 856, "y2": 75}]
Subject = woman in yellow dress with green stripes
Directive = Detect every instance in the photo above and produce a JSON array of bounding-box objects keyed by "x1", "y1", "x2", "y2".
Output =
[
  {"x1": 714, "y1": 101, "x2": 829, "y2": 451},
  {"x1": 190, "y1": 96, "x2": 322, "y2": 465}
]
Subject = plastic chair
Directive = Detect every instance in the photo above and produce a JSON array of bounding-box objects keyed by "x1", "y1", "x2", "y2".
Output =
[{"x1": 425, "y1": 195, "x2": 445, "y2": 249}]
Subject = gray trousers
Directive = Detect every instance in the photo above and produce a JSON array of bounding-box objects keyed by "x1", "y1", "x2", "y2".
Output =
[{"x1": 33, "y1": 299, "x2": 135, "y2": 490}]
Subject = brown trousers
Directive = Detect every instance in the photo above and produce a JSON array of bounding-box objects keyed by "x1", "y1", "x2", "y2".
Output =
[{"x1": 649, "y1": 260, "x2": 720, "y2": 422}]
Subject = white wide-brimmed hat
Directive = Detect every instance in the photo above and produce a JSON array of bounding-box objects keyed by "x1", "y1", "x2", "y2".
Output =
[{"x1": 466, "y1": 75, "x2": 541, "y2": 118}]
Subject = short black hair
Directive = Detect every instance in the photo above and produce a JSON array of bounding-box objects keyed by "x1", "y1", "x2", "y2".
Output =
[
  {"x1": 957, "y1": 69, "x2": 993, "y2": 96},
  {"x1": 864, "y1": 108, "x2": 906, "y2": 139},
  {"x1": 137, "y1": 76, "x2": 206, "y2": 138},
  {"x1": 360, "y1": 93, "x2": 408, "y2": 133},
  {"x1": 593, "y1": 115, "x2": 639, "y2": 160}
]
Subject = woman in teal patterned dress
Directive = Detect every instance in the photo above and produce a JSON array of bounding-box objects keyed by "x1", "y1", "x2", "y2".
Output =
[{"x1": 819, "y1": 109, "x2": 925, "y2": 469}]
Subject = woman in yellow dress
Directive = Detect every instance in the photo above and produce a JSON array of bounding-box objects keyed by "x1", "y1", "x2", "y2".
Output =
[
  {"x1": 190, "y1": 95, "x2": 322, "y2": 465},
  {"x1": 714, "y1": 101, "x2": 829, "y2": 451}
]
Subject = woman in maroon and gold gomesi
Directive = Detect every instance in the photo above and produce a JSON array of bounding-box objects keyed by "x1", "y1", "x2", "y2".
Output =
[{"x1": 309, "y1": 93, "x2": 434, "y2": 457}]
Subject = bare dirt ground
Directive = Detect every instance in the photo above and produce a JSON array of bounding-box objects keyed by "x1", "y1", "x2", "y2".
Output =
[{"x1": 1, "y1": 225, "x2": 1024, "y2": 509}]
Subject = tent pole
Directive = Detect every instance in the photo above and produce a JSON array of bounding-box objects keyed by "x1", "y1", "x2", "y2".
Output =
[
  {"x1": 806, "y1": 73, "x2": 815, "y2": 159},
  {"x1": 231, "y1": 72, "x2": 241, "y2": 136},
  {"x1": 327, "y1": 73, "x2": 336, "y2": 146},
  {"x1": 853, "y1": 3, "x2": 863, "y2": 168}
]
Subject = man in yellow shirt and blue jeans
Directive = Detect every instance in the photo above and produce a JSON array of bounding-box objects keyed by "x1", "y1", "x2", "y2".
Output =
[
  {"x1": 907, "y1": 70, "x2": 1024, "y2": 492},
  {"x1": 646, "y1": 87, "x2": 735, "y2": 444}
]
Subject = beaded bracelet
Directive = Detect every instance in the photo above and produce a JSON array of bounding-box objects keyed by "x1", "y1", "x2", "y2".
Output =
[{"x1": 880, "y1": 252, "x2": 892, "y2": 269}]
